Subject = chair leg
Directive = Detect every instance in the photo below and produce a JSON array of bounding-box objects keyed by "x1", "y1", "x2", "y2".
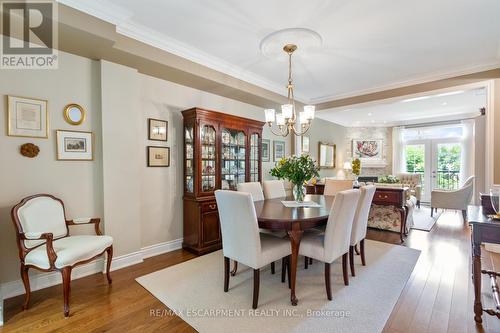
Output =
[
  {"x1": 230, "y1": 261, "x2": 238, "y2": 276},
  {"x1": 360, "y1": 239, "x2": 366, "y2": 266},
  {"x1": 20, "y1": 264, "x2": 31, "y2": 310},
  {"x1": 304, "y1": 256, "x2": 309, "y2": 269},
  {"x1": 287, "y1": 255, "x2": 291, "y2": 289},
  {"x1": 325, "y1": 263, "x2": 332, "y2": 300},
  {"x1": 462, "y1": 209, "x2": 467, "y2": 222},
  {"x1": 61, "y1": 267, "x2": 72, "y2": 317},
  {"x1": 281, "y1": 257, "x2": 286, "y2": 283},
  {"x1": 224, "y1": 257, "x2": 230, "y2": 292},
  {"x1": 253, "y1": 269, "x2": 260, "y2": 309},
  {"x1": 354, "y1": 244, "x2": 360, "y2": 255},
  {"x1": 271, "y1": 261, "x2": 275, "y2": 274},
  {"x1": 431, "y1": 207, "x2": 434, "y2": 217},
  {"x1": 309, "y1": 257, "x2": 313, "y2": 265},
  {"x1": 349, "y1": 246, "x2": 355, "y2": 276},
  {"x1": 106, "y1": 246, "x2": 113, "y2": 284},
  {"x1": 342, "y1": 253, "x2": 349, "y2": 286},
  {"x1": 417, "y1": 200, "x2": 421, "y2": 209}
]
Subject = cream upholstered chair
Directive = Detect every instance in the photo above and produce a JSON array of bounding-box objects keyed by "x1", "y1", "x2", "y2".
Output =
[
  {"x1": 431, "y1": 176, "x2": 475, "y2": 220},
  {"x1": 215, "y1": 190, "x2": 291, "y2": 308},
  {"x1": 237, "y1": 182, "x2": 264, "y2": 201},
  {"x1": 323, "y1": 179, "x2": 353, "y2": 196},
  {"x1": 299, "y1": 189, "x2": 360, "y2": 300},
  {"x1": 349, "y1": 185, "x2": 376, "y2": 276},
  {"x1": 11, "y1": 194, "x2": 113, "y2": 317},
  {"x1": 397, "y1": 173, "x2": 422, "y2": 208},
  {"x1": 262, "y1": 180, "x2": 287, "y2": 199}
]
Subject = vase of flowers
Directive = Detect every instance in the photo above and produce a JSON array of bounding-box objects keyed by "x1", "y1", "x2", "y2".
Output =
[
  {"x1": 270, "y1": 155, "x2": 320, "y2": 202},
  {"x1": 351, "y1": 158, "x2": 361, "y2": 187}
]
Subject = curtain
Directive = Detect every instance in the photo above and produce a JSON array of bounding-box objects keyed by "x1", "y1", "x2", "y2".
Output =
[
  {"x1": 460, "y1": 119, "x2": 475, "y2": 186},
  {"x1": 392, "y1": 126, "x2": 405, "y2": 175}
]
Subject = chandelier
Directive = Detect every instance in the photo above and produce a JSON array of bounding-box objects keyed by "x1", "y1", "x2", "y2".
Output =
[{"x1": 264, "y1": 44, "x2": 315, "y2": 137}]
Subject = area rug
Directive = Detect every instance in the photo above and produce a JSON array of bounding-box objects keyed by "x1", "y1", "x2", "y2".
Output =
[
  {"x1": 136, "y1": 240, "x2": 419, "y2": 333},
  {"x1": 411, "y1": 206, "x2": 442, "y2": 231}
]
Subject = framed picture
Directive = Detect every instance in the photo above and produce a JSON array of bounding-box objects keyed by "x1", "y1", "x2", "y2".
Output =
[
  {"x1": 148, "y1": 118, "x2": 168, "y2": 141},
  {"x1": 352, "y1": 139, "x2": 383, "y2": 161},
  {"x1": 7, "y1": 95, "x2": 48, "y2": 138},
  {"x1": 56, "y1": 130, "x2": 93, "y2": 160},
  {"x1": 273, "y1": 140, "x2": 285, "y2": 161},
  {"x1": 148, "y1": 146, "x2": 170, "y2": 167},
  {"x1": 262, "y1": 139, "x2": 270, "y2": 162},
  {"x1": 302, "y1": 135, "x2": 310, "y2": 153}
]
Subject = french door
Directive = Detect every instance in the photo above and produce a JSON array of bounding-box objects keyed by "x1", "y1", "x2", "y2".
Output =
[{"x1": 404, "y1": 139, "x2": 462, "y2": 202}]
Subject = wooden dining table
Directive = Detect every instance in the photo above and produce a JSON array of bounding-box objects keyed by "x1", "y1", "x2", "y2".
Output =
[{"x1": 253, "y1": 194, "x2": 334, "y2": 305}]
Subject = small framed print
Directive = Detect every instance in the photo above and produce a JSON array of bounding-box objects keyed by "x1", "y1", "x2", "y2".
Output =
[
  {"x1": 7, "y1": 95, "x2": 48, "y2": 138},
  {"x1": 262, "y1": 139, "x2": 270, "y2": 162},
  {"x1": 273, "y1": 140, "x2": 285, "y2": 161},
  {"x1": 148, "y1": 146, "x2": 170, "y2": 167},
  {"x1": 56, "y1": 130, "x2": 93, "y2": 161},
  {"x1": 302, "y1": 135, "x2": 310, "y2": 153},
  {"x1": 148, "y1": 118, "x2": 168, "y2": 141}
]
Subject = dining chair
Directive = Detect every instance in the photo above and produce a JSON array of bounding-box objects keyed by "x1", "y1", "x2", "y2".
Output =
[
  {"x1": 298, "y1": 189, "x2": 360, "y2": 300},
  {"x1": 237, "y1": 182, "x2": 264, "y2": 201},
  {"x1": 262, "y1": 180, "x2": 286, "y2": 199},
  {"x1": 349, "y1": 185, "x2": 376, "y2": 276},
  {"x1": 323, "y1": 179, "x2": 354, "y2": 196},
  {"x1": 215, "y1": 190, "x2": 292, "y2": 308}
]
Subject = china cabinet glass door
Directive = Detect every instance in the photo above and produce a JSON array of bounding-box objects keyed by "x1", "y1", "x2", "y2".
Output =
[
  {"x1": 250, "y1": 133, "x2": 260, "y2": 182},
  {"x1": 185, "y1": 125, "x2": 194, "y2": 193},
  {"x1": 200, "y1": 124, "x2": 216, "y2": 193},
  {"x1": 221, "y1": 129, "x2": 246, "y2": 190}
]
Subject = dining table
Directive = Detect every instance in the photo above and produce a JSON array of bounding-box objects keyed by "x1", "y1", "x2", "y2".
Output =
[{"x1": 253, "y1": 194, "x2": 334, "y2": 305}]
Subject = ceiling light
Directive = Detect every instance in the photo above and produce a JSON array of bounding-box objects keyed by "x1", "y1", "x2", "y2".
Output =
[
  {"x1": 436, "y1": 90, "x2": 465, "y2": 97},
  {"x1": 264, "y1": 44, "x2": 314, "y2": 137},
  {"x1": 402, "y1": 96, "x2": 431, "y2": 103},
  {"x1": 441, "y1": 102, "x2": 448, "y2": 106},
  {"x1": 368, "y1": 112, "x2": 373, "y2": 116}
]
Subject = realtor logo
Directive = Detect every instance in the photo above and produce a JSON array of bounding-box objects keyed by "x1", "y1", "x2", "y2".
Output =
[{"x1": 1, "y1": 1, "x2": 58, "y2": 69}]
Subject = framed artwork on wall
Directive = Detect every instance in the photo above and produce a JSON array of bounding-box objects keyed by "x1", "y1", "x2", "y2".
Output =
[
  {"x1": 56, "y1": 130, "x2": 93, "y2": 160},
  {"x1": 148, "y1": 146, "x2": 170, "y2": 167},
  {"x1": 148, "y1": 118, "x2": 168, "y2": 141},
  {"x1": 273, "y1": 140, "x2": 285, "y2": 161},
  {"x1": 302, "y1": 135, "x2": 310, "y2": 153},
  {"x1": 262, "y1": 139, "x2": 270, "y2": 162},
  {"x1": 352, "y1": 139, "x2": 383, "y2": 161},
  {"x1": 7, "y1": 95, "x2": 48, "y2": 138}
]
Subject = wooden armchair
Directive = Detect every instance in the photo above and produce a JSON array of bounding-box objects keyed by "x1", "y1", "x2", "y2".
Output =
[{"x1": 11, "y1": 194, "x2": 113, "y2": 317}]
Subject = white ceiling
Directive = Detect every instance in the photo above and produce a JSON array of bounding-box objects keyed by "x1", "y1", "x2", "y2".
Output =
[
  {"x1": 316, "y1": 87, "x2": 487, "y2": 127},
  {"x1": 59, "y1": 0, "x2": 500, "y2": 104}
]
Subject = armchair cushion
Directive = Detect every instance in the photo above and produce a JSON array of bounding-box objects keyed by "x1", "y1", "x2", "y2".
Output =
[
  {"x1": 431, "y1": 176, "x2": 474, "y2": 210},
  {"x1": 25, "y1": 235, "x2": 113, "y2": 269},
  {"x1": 397, "y1": 173, "x2": 422, "y2": 201}
]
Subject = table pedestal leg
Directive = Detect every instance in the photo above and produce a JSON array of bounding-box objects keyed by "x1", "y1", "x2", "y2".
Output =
[
  {"x1": 287, "y1": 222, "x2": 303, "y2": 306},
  {"x1": 472, "y1": 241, "x2": 483, "y2": 323}
]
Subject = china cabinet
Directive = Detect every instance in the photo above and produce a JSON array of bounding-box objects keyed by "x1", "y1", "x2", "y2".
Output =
[{"x1": 182, "y1": 108, "x2": 264, "y2": 254}]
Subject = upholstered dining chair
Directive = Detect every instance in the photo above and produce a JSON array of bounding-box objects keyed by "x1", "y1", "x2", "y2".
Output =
[
  {"x1": 323, "y1": 179, "x2": 354, "y2": 196},
  {"x1": 237, "y1": 182, "x2": 265, "y2": 201},
  {"x1": 215, "y1": 190, "x2": 291, "y2": 309},
  {"x1": 298, "y1": 189, "x2": 360, "y2": 300},
  {"x1": 349, "y1": 185, "x2": 376, "y2": 276},
  {"x1": 11, "y1": 194, "x2": 113, "y2": 317},
  {"x1": 431, "y1": 175, "x2": 475, "y2": 220},
  {"x1": 262, "y1": 180, "x2": 286, "y2": 199}
]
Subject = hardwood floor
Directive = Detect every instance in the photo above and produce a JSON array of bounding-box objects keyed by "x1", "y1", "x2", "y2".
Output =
[{"x1": 1, "y1": 209, "x2": 499, "y2": 332}]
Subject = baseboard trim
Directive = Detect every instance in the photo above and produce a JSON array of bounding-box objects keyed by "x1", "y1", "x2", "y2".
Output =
[{"x1": 1, "y1": 238, "x2": 184, "y2": 301}]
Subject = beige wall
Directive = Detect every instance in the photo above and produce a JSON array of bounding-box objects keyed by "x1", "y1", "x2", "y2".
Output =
[{"x1": 0, "y1": 53, "x2": 102, "y2": 283}]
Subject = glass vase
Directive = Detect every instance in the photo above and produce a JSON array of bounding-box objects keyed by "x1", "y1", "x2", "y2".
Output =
[{"x1": 293, "y1": 183, "x2": 306, "y2": 202}]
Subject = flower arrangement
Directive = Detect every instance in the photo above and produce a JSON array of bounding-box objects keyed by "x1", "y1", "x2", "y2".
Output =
[
  {"x1": 270, "y1": 155, "x2": 319, "y2": 201},
  {"x1": 351, "y1": 158, "x2": 361, "y2": 176},
  {"x1": 379, "y1": 175, "x2": 400, "y2": 184}
]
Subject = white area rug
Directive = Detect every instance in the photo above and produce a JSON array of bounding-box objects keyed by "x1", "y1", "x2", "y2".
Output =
[
  {"x1": 411, "y1": 206, "x2": 441, "y2": 231},
  {"x1": 136, "y1": 240, "x2": 419, "y2": 333}
]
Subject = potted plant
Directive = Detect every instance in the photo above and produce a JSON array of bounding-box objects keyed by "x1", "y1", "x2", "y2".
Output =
[{"x1": 270, "y1": 155, "x2": 319, "y2": 202}]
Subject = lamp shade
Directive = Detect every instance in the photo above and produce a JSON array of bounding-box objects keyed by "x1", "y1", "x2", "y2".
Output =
[
  {"x1": 343, "y1": 161, "x2": 352, "y2": 170},
  {"x1": 276, "y1": 113, "x2": 285, "y2": 126},
  {"x1": 281, "y1": 104, "x2": 293, "y2": 119},
  {"x1": 264, "y1": 109, "x2": 275, "y2": 122},
  {"x1": 299, "y1": 111, "x2": 308, "y2": 124},
  {"x1": 304, "y1": 105, "x2": 315, "y2": 120}
]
